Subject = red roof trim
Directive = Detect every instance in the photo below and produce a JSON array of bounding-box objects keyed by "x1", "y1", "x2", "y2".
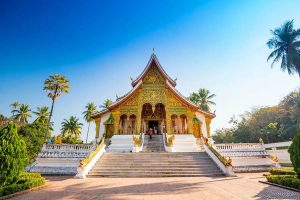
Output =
[{"x1": 166, "y1": 81, "x2": 216, "y2": 118}]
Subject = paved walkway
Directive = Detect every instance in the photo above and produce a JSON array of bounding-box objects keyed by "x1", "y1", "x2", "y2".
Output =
[{"x1": 12, "y1": 173, "x2": 300, "y2": 200}]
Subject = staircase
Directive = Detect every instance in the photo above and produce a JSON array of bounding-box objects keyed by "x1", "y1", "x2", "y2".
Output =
[
  {"x1": 87, "y1": 152, "x2": 224, "y2": 177},
  {"x1": 142, "y1": 135, "x2": 165, "y2": 152},
  {"x1": 173, "y1": 135, "x2": 201, "y2": 152}
]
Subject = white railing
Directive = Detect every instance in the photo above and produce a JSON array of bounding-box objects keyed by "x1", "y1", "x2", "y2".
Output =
[
  {"x1": 43, "y1": 143, "x2": 96, "y2": 152},
  {"x1": 213, "y1": 143, "x2": 264, "y2": 151},
  {"x1": 264, "y1": 141, "x2": 292, "y2": 149},
  {"x1": 38, "y1": 143, "x2": 96, "y2": 158},
  {"x1": 212, "y1": 143, "x2": 270, "y2": 158}
]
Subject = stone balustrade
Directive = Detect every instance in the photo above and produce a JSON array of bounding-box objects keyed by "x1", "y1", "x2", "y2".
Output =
[
  {"x1": 213, "y1": 143, "x2": 264, "y2": 152},
  {"x1": 38, "y1": 143, "x2": 96, "y2": 158},
  {"x1": 212, "y1": 143, "x2": 268, "y2": 158}
]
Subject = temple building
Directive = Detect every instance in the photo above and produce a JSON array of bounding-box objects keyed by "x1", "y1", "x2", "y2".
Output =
[{"x1": 92, "y1": 54, "x2": 215, "y2": 140}]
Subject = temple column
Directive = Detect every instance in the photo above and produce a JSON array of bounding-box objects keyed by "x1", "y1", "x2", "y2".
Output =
[
  {"x1": 113, "y1": 110, "x2": 120, "y2": 134},
  {"x1": 137, "y1": 89, "x2": 142, "y2": 133},
  {"x1": 187, "y1": 111, "x2": 194, "y2": 134},
  {"x1": 205, "y1": 116, "x2": 212, "y2": 138},
  {"x1": 95, "y1": 118, "x2": 101, "y2": 139}
]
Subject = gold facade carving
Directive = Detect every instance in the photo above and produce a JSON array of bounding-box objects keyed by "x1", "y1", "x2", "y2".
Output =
[
  {"x1": 143, "y1": 65, "x2": 164, "y2": 85},
  {"x1": 105, "y1": 65, "x2": 200, "y2": 135}
]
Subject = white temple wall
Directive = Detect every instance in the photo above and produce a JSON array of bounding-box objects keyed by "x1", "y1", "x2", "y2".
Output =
[
  {"x1": 99, "y1": 112, "x2": 111, "y2": 139},
  {"x1": 195, "y1": 112, "x2": 208, "y2": 137}
]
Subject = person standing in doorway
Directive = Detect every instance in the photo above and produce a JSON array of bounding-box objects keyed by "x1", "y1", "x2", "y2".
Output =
[{"x1": 149, "y1": 128, "x2": 153, "y2": 139}]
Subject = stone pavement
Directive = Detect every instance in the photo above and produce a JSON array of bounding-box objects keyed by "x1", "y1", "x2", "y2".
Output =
[{"x1": 12, "y1": 173, "x2": 300, "y2": 200}]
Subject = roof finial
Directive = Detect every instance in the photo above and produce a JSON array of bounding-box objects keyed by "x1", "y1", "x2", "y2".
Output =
[{"x1": 152, "y1": 48, "x2": 155, "y2": 55}]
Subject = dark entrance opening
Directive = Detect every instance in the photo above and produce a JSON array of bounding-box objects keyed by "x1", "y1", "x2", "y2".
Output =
[{"x1": 148, "y1": 120, "x2": 159, "y2": 134}]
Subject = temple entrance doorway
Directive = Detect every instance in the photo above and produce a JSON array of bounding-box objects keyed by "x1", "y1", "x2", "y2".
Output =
[{"x1": 148, "y1": 120, "x2": 159, "y2": 134}]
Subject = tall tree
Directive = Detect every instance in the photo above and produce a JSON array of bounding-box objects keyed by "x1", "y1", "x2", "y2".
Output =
[
  {"x1": 33, "y1": 106, "x2": 50, "y2": 125},
  {"x1": 12, "y1": 104, "x2": 32, "y2": 123},
  {"x1": 61, "y1": 116, "x2": 83, "y2": 138},
  {"x1": 100, "y1": 99, "x2": 112, "y2": 109},
  {"x1": 10, "y1": 101, "x2": 20, "y2": 116},
  {"x1": 189, "y1": 88, "x2": 216, "y2": 112},
  {"x1": 43, "y1": 74, "x2": 69, "y2": 142},
  {"x1": 82, "y1": 102, "x2": 97, "y2": 143},
  {"x1": 267, "y1": 20, "x2": 300, "y2": 77}
]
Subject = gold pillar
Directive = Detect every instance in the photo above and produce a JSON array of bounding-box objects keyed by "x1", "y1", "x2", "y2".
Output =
[
  {"x1": 205, "y1": 116, "x2": 212, "y2": 138},
  {"x1": 187, "y1": 111, "x2": 194, "y2": 134},
  {"x1": 137, "y1": 89, "x2": 142, "y2": 133},
  {"x1": 95, "y1": 118, "x2": 101, "y2": 139},
  {"x1": 113, "y1": 110, "x2": 120, "y2": 134}
]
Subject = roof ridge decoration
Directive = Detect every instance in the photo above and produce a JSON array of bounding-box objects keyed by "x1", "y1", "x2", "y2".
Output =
[{"x1": 131, "y1": 53, "x2": 177, "y2": 87}]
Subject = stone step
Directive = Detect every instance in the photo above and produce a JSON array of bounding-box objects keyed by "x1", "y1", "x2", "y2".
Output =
[
  {"x1": 88, "y1": 150, "x2": 224, "y2": 177},
  {"x1": 87, "y1": 174, "x2": 224, "y2": 178},
  {"x1": 90, "y1": 168, "x2": 220, "y2": 172}
]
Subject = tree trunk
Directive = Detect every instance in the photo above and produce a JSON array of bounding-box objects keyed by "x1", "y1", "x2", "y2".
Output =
[
  {"x1": 86, "y1": 122, "x2": 91, "y2": 143},
  {"x1": 45, "y1": 98, "x2": 55, "y2": 143}
]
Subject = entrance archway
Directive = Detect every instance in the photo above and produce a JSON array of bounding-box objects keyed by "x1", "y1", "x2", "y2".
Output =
[{"x1": 141, "y1": 103, "x2": 166, "y2": 134}]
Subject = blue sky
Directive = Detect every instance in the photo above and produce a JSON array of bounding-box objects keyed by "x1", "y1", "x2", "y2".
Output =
[{"x1": 1, "y1": 0, "x2": 300, "y2": 142}]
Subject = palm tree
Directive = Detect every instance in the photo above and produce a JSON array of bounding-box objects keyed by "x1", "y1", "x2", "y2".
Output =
[
  {"x1": 267, "y1": 20, "x2": 300, "y2": 77},
  {"x1": 10, "y1": 101, "x2": 20, "y2": 116},
  {"x1": 100, "y1": 99, "x2": 112, "y2": 109},
  {"x1": 33, "y1": 106, "x2": 50, "y2": 124},
  {"x1": 12, "y1": 104, "x2": 32, "y2": 123},
  {"x1": 61, "y1": 116, "x2": 83, "y2": 138},
  {"x1": 82, "y1": 102, "x2": 97, "y2": 143},
  {"x1": 189, "y1": 88, "x2": 216, "y2": 112},
  {"x1": 44, "y1": 74, "x2": 70, "y2": 142}
]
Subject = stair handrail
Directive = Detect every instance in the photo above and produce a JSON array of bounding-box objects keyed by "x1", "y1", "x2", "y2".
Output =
[
  {"x1": 202, "y1": 137, "x2": 235, "y2": 176},
  {"x1": 163, "y1": 133, "x2": 175, "y2": 152},
  {"x1": 132, "y1": 133, "x2": 144, "y2": 152},
  {"x1": 165, "y1": 133, "x2": 175, "y2": 147},
  {"x1": 75, "y1": 138, "x2": 106, "y2": 178},
  {"x1": 133, "y1": 133, "x2": 143, "y2": 147}
]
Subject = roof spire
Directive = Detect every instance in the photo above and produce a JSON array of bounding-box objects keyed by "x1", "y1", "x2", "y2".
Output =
[{"x1": 152, "y1": 48, "x2": 155, "y2": 55}]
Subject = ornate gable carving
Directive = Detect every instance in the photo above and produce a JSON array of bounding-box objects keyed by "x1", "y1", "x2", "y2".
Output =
[{"x1": 143, "y1": 64, "x2": 165, "y2": 85}]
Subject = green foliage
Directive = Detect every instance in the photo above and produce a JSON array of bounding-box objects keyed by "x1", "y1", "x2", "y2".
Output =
[
  {"x1": 213, "y1": 89, "x2": 300, "y2": 144},
  {"x1": 0, "y1": 122, "x2": 28, "y2": 186},
  {"x1": 61, "y1": 116, "x2": 83, "y2": 139},
  {"x1": 189, "y1": 88, "x2": 216, "y2": 112},
  {"x1": 18, "y1": 122, "x2": 49, "y2": 163},
  {"x1": 10, "y1": 101, "x2": 20, "y2": 117},
  {"x1": 267, "y1": 20, "x2": 300, "y2": 77},
  {"x1": 12, "y1": 104, "x2": 32, "y2": 124},
  {"x1": 100, "y1": 99, "x2": 113, "y2": 110},
  {"x1": 269, "y1": 168, "x2": 296, "y2": 175},
  {"x1": 33, "y1": 106, "x2": 50, "y2": 125},
  {"x1": 289, "y1": 127, "x2": 300, "y2": 178},
  {"x1": 62, "y1": 135, "x2": 83, "y2": 144},
  {"x1": 0, "y1": 114, "x2": 9, "y2": 128},
  {"x1": 82, "y1": 102, "x2": 97, "y2": 143},
  {"x1": 43, "y1": 74, "x2": 70, "y2": 142},
  {"x1": 266, "y1": 175, "x2": 300, "y2": 190},
  {"x1": 0, "y1": 172, "x2": 45, "y2": 197}
]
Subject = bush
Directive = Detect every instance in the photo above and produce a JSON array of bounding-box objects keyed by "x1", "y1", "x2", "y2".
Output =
[
  {"x1": 18, "y1": 122, "x2": 47, "y2": 163},
  {"x1": 62, "y1": 135, "x2": 83, "y2": 144},
  {"x1": 269, "y1": 168, "x2": 296, "y2": 175},
  {"x1": 267, "y1": 175, "x2": 300, "y2": 190},
  {"x1": 0, "y1": 172, "x2": 45, "y2": 197},
  {"x1": 288, "y1": 126, "x2": 300, "y2": 178},
  {"x1": 0, "y1": 122, "x2": 28, "y2": 186}
]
